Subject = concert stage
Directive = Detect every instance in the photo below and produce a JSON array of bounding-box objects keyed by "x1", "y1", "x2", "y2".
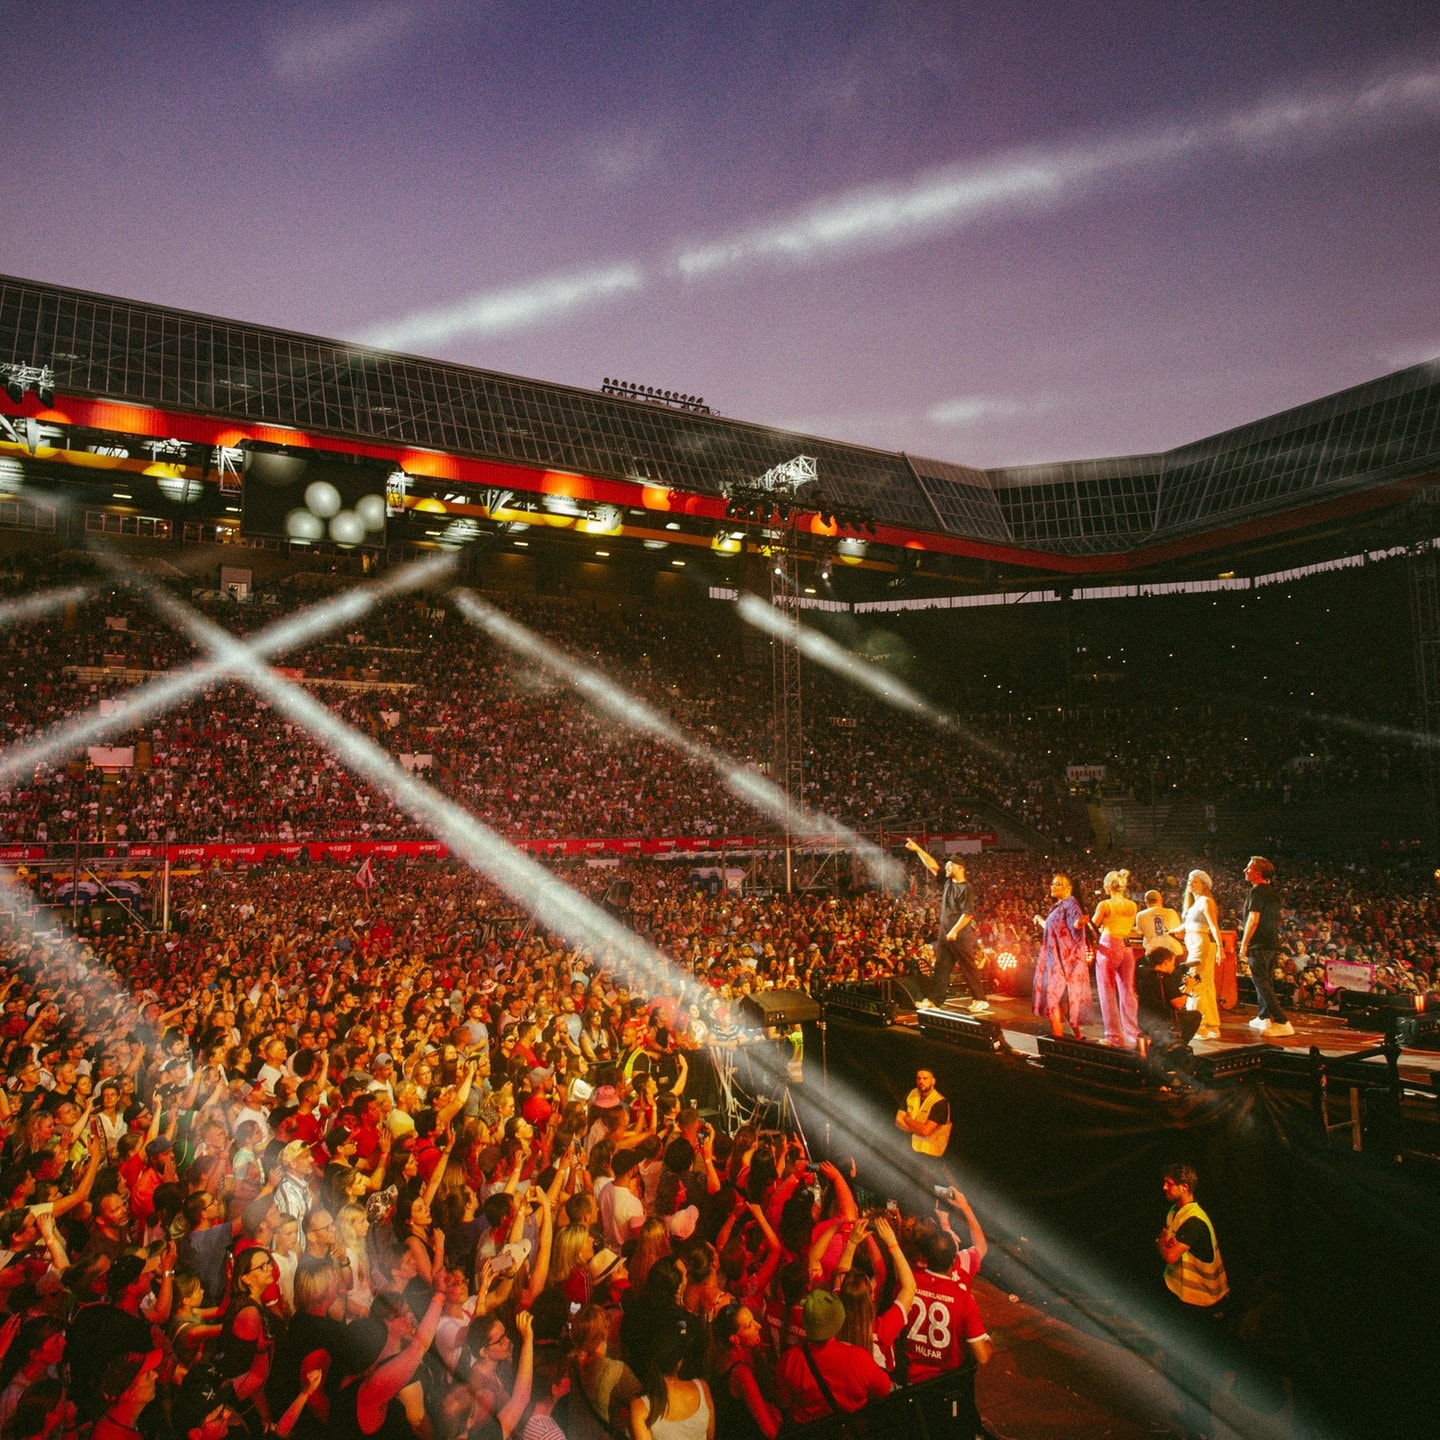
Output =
[{"x1": 775, "y1": 994, "x2": 1440, "y2": 1440}]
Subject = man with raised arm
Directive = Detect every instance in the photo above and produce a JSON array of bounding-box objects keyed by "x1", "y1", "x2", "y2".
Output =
[{"x1": 905, "y1": 838, "x2": 988, "y2": 1012}]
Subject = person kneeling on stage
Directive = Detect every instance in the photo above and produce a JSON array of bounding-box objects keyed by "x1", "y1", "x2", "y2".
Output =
[{"x1": 1135, "y1": 890, "x2": 1200, "y2": 1061}]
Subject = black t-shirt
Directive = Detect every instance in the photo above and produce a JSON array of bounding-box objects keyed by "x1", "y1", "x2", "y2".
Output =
[
  {"x1": 938, "y1": 873, "x2": 975, "y2": 943},
  {"x1": 1175, "y1": 1214, "x2": 1215, "y2": 1264},
  {"x1": 1245, "y1": 883, "x2": 1280, "y2": 949},
  {"x1": 267, "y1": 1309, "x2": 351, "y2": 1415}
]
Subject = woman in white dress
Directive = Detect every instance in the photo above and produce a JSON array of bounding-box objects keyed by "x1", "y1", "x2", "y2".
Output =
[{"x1": 1181, "y1": 870, "x2": 1224, "y2": 1040}]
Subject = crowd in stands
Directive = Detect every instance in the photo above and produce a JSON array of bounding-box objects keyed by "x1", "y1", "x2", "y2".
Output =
[
  {"x1": 0, "y1": 557, "x2": 1433, "y2": 1437},
  {"x1": 0, "y1": 566, "x2": 1424, "y2": 855}
]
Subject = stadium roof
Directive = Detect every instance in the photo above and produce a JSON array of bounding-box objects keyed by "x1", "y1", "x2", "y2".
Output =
[{"x1": 3, "y1": 273, "x2": 1438, "y2": 574}]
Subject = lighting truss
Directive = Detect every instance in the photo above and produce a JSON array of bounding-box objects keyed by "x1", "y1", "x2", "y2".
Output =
[
  {"x1": 1, "y1": 363, "x2": 55, "y2": 408},
  {"x1": 724, "y1": 454, "x2": 818, "y2": 525}
]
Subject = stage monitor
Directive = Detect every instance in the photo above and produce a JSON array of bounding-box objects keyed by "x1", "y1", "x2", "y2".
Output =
[
  {"x1": 917, "y1": 1007, "x2": 1014, "y2": 1055},
  {"x1": 1036, "y1": 1034, "x2": 1151, "y2": 1088},
  {"x1": 739, "y1": 990, "x2": 821, "y2": 1029},
  {"x1": 241, "y1": 448, "x2": 390, "y2": 547}
]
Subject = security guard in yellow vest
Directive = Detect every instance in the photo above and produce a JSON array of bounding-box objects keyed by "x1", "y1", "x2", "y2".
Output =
[
  {"x1": 1158, "y1": 1166, "x2": 1228, "y2": 1308},
  {"x1": 895, "y1": 1068, "x2": 952, "y2": 1159},
  {"x1": 1156, "y1": 1163, "x2": 1229, "y2": 1440}
]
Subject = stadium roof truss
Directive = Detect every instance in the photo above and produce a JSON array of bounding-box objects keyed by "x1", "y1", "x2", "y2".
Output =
[{"x1": 2, "y1": 274, "x2": 1439, "y2": 573}]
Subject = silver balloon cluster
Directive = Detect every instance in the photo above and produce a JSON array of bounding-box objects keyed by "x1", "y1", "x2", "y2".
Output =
[{"x1": 285, "y1": 482, "x2": 388, "y2": 546}]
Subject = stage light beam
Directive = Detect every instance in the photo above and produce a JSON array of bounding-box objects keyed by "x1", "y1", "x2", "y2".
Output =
[{"x1": 449, "y1": 589, "x2": 904, "y2": 889}]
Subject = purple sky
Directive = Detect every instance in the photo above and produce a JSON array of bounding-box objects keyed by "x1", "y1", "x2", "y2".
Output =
[{"x1": 10, "y1": 1, "x2": 1440, "y2": 468}]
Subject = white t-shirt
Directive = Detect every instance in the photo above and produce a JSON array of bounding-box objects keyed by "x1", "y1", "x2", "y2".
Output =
[
  {"x1": 600, "y1": 1179, "x2": 644, "y2": 1250},
  {"x1": 1135, "y1": 904, "x2": 1184, "y2": 958}
]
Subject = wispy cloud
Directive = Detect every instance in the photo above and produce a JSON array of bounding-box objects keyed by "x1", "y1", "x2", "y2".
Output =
[
  {"x1": 674, "y1": 58, "x2": 1440, "y2": 280},
  {"x1": 357, "y1": 55, "x2": 1440, "y2": 350},
  {"x1": 929, "y1": 394, "x2": 1056, "y2": 428},
  {"x1": 1377, "y1": 339, "x2": 1440, "y2": 372},
  {"x1": 355, "y1": 265, "x2": 645, "y2": 350},
  {"x1": 675, "y1": 158, "x2": 1069, "y2": 278},
  {"x1": 269, "y1": 1, "x2": 419, "y2": 85}
]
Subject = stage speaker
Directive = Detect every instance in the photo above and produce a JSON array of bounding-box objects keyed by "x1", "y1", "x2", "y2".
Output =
[
  {"x1": 822, "y1": 981, "x2": 898, "y2": 1026},
  {"x1": 1187, "y1": 1044, "x2": 1269, "y2": 1083},
  {"x1": 888, "y1": 976, "x2": 927, "y2": 1014},
  {"x1": 891, "y1": 974, "x2": 975, "y2": 1011},
  {"x1": 1397, "y1": 1012, "x2": 1440, "y2": 1051},
  {"x1": 740, "y1": 990, "x2": 821, "y2": 1028},
  {"x1": 917, "y1": 1007, "x2": 1013, "y2": 1055},
  {"x1": 1037, "y1": 1035, "x2": 1151, "y2": 1088},
  {"x1": 1338, "y1": 990, "x2": 1420, "y2": 1032}
]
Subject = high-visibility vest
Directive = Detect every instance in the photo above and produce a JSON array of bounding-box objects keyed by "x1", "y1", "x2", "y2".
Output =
[
  {"x1": 906, "y1": 1087, "x2": 951, "y2": 1157},
  {"x1": 1164, "y1": 1201, "x2": 1229, "y2": 1307}
]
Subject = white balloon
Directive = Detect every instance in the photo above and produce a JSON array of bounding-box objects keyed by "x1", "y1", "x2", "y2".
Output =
[
  {"x1": 329, "y1": 510, "x2": 366, "y2": 546},
  {"x1": 305, "y1": 480, "x2": 342, "y2": 518},
  {"x1": 285, "y1": 508, "x2": 325, "y2": 541},
  {"x1": 355, "y1": 493, "x2": 388, "y2": 531}
]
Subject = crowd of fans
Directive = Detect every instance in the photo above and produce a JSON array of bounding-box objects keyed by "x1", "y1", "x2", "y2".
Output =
[
  {"x1": 0, "y1": 855, "x2": 1011, "y2": 1440},
  {"x1": 0, "y1": 565, "x2": 1422, "y2": 854},
  {"x1": 0, "y1": 839, "x2": 1430, "y2": 1440}
]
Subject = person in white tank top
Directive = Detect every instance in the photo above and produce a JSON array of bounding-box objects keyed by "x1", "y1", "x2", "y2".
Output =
[
  {"x1": 630, "y1": 1330, "x2": 714, "y2": 1440},
  {"x1": 1181, "y1": 870, "x2": 1224, "y2": 1040}
]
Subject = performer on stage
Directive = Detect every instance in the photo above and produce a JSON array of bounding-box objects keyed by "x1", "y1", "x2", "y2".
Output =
[
  {"x1": 904, "y1": 839, "x2": 988, "y2": 1012},
  {"x1": 1239, "y1": 856, "x2": 1294, "y2": 1038},
  {"x1": 1034, "y1": 874, "x2": 1091, "y2": 1040},
  {"x1": 1092, "y1": 869, "x2": 1140, "y2": 1048},
  {"x1": 1180, "y1": 871, "x2": 1224, "y2": 1042}
]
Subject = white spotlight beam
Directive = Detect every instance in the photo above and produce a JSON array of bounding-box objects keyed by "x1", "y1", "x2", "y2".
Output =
[
  {"x1": 449, "y1": 590, "x2": 904, "y2": 888},
  {"x1": 0, "y1": 584, "x2": 92, "y2": 630},
  {"x1": 0, "y1": 552, "x2": 458, "y2": 789},
  {"x1": 737, "y1": 592, "x2": 1008, "y2": 760},
  {"x1": 137, "y1": 583, "x2": 715, "y2": 1006}
]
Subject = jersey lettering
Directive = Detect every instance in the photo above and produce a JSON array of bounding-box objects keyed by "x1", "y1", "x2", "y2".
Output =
[{"x1": 907, "y1": 1298, "x2": 953, "y2": 1355}]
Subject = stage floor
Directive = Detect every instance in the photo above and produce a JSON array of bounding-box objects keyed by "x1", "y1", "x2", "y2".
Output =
[{"x1": 913, "y1": 991, "x2": 1440, "y2": 1082}]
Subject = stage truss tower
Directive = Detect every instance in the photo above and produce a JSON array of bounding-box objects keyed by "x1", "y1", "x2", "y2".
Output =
[{"x1": 740, "y1": 455, "x2": 816, "y2": 893}]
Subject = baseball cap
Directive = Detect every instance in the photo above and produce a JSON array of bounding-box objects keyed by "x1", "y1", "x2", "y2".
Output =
[
  {"x1": 801, "y1": 1288, "x2": 845, "y2": 1342},
  {"x1": 280, "y1": 1140, "x2": 310, "y2": 1168}
]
